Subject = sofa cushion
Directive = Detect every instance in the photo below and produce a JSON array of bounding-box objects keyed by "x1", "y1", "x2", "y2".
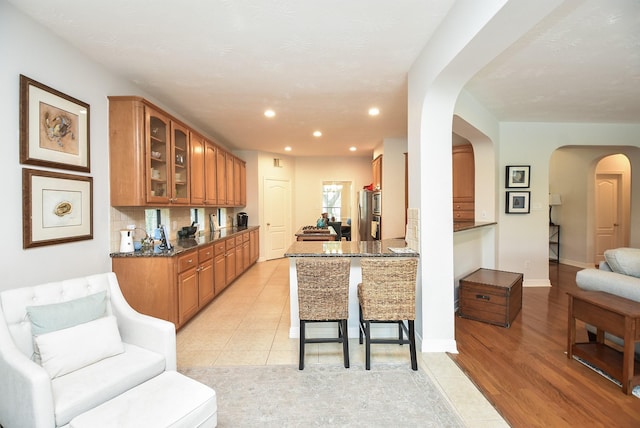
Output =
[
  {"x1": 604, "y1": 247, "x2": 640, "y2": 278},
  {"x1": 36, "y1": 315, "x2": 124, "y2": 379},
  {"x1": 52, "y1": 343, "x2": 166, "y2": 427},
  {"x1": 575, "y1": 268, "x2": 640, "y2": 303}
]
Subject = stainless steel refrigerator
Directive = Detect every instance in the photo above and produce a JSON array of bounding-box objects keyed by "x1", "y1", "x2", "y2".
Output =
[{"x1": 358, "y1": 190, "x2": 381, "y2": 241}]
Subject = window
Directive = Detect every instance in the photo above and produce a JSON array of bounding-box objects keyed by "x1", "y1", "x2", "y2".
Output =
[
  {"x1": 190, "y1": 208, "x2": 205, "y2": 231},
  {"x1": 144, "y1": 208, "x2": 170, "y2": 236},
  {"x1": 322, "y1": 181, "x2": 351, "y2": 222}
]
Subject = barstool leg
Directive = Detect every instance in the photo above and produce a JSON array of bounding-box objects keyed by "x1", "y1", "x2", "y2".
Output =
[
  {"x1": 408, "y1": 320, "x2": 417, "y2": 371},
  {"x1": 365, "y1": 320, "x2": 371, "y2": 370},
  {"x1": 358, "y1": 305, "x2": 364, "y2": 344},
  {"x1": 299, "y1": 321, "x2": 306, "y2": 370},
  {"x1": 398, "y1": 321, "x2": 404, "y2": 345},
  {"x1": 341, "y1": 319, "x2": 350, "y2": 368}
]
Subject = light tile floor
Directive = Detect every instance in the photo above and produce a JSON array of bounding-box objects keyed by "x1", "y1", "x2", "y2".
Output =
[{"x1": 177, "y1": 258, "x2": 508, "y2": 427}]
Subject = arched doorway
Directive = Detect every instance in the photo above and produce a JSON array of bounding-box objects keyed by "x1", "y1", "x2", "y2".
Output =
[{"x1": 594, "y1": 154, "x2": 631, "y2": 263}]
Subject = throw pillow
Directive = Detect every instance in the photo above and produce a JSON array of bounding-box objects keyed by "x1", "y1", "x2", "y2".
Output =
[
  {"x1": 604, "y1": 248, "x2": 640, "y2": 278},
  {"x1": 35, "y1": 315, "x2": 124, "y2": 378},
  {"x1": 26, "y1": 290, "x2": 107, "y2": 362}
]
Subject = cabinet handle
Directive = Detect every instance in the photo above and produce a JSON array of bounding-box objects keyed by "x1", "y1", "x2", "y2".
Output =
[{"x1": 475, "y1": 294, "x2": 491, "y2": 301}]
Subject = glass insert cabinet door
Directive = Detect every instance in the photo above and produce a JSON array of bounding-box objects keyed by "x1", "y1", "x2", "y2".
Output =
[
  {"x1": 171, "y1": 122, "x2": 189, "y2": 204},
  {"x1": 147, "y1": 109, "x2": 170, "y2": 203}
]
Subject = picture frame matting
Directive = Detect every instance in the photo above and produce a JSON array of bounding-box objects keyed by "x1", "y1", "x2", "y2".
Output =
[
  {"x1": 23, "y1": 168, "x2": 93, "y2": 248},
  {"x1": 506, "y1": 165, "x2": 530, "y2": 188},
  {"x1": 19, "y1": 75, "x2": 91, "y2": 172},
  {"x1": 506, "y1": 191, "x2": 531, "y2": 214}
]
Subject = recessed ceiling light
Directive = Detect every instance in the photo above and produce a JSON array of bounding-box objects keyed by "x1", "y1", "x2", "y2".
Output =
[
  {"x1": 313, "y1": 131, "x2": 322, "y2": 137},
  {"x1": 349, "y1": 147, "x2": 357, "y2": 152},
  {"x1": 284, "y1": 146, "x2": 292, "y2": 151},
  {"x1": 368, "y1": 107, "x2": 380, "y2": 116},
  {"x1": 264, "y1": 109, "x2": 276, "y2": 118}
]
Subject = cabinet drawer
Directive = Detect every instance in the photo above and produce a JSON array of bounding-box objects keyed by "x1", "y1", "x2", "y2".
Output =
[
  {"x1": 452, "y1": 202, "x2": 474, "y2": 211},
  {"x1": 198, "y1": 244, "x2": 214, "y2": 262},
  {"x1": 243, "y1": 232, "x2": 250, "y2": 242},
  {"x1": 225, "y1": 238, "x2": 236, "y2": 251},
  {"x1": 235, "y1": 236, "x2": 244, "y2": 246},
  {"x1": 213, "y1": 241, "x2": 226, "y2": 256},
  {"x1": 177, "y1": 250, "x2": 198, "y2": 273},
  {"x1": 453, "y1": 210, "x2": 475, "y2": 220}
]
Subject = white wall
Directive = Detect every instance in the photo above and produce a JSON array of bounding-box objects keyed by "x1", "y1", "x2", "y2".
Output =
[
  {"x1": 550, "y1": 146, "x2": 638, "y2": 266},
  {"x1": 0, "y1": 2, "x2": 138, "y2": 289},
  {"x1": 498, "y1": 123, "x2": 640, "y2": 283},
  {"x1": 381, "y1": 138, "x2": 408, "y2": 239},
  {"x1": 293, "y1": 156, "x2": 372, "y2": 233}
]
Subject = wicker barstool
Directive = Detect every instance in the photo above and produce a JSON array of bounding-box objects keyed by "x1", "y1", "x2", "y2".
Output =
[
  {"x1": 296, "y1": 258, "x2": 351, "y2": 370},
  {"x1": 358, "y1": 258, "x2": 419, "y2": 370}
]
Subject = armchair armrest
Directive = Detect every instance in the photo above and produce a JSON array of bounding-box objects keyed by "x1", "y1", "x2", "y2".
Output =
[
  {"x1": 107, "y1": 273, "x2": 177, "y2": 371},
  {"x1": 0, "y1": 319, "x2": 55, "y2": 428}
]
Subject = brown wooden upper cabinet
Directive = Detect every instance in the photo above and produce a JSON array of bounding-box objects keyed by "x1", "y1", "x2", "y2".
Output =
[
  {"x1": 108, "y1": 96, "x2": 246, "y2": 207},
  {"x1": 452, "y1": 144, "x2": 475, "y2": 221},
  {"x1": 372, "y1": 155, "x2": 382, "y2": 190},
  {"x1": 189, "y1": 131, "x2": 205, "y2": 205}
]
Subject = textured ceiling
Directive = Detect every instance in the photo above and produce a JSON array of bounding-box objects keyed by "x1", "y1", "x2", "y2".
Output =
[{"x1": 9, "y1": 0, "x2": 640, "y2": 157}]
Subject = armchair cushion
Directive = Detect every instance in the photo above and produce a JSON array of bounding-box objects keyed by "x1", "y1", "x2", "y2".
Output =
[
  {"x1": 36, "y1": 315, "x2": 124, "y2": 379},
  {"x1": 52, "y1": 343, "x2": 165, "y2": 427}
]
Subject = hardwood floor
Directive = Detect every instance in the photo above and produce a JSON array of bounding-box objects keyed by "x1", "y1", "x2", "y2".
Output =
[{"x1": 450, "y1": 263, "x2": 640, "y2": 427}]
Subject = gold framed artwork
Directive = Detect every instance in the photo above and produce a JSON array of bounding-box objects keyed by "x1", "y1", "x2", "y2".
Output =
[
  {"x1": 23, "y1": 168, "x2": 93, "y2": 248},
  {"x1": 20, "y1": 75, "x2": 90, "y2": 172}
]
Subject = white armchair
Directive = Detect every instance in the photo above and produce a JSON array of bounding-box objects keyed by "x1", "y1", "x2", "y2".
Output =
[{"x1": 0, "y1": 272, "x2": 216, "y2": 428}]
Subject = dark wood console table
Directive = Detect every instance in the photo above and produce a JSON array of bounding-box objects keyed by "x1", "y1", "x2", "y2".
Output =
[{"x1": 567, "y1": 289, "x2": 640, "y2": 394}]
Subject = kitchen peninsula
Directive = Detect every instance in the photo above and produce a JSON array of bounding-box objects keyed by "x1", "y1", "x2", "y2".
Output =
[
  {"x1": 285, "y1": 239, "x2": 419, "y2": 338},
  {"x1": 111, "y1": 226, "x2": 259, "y2": 329}
]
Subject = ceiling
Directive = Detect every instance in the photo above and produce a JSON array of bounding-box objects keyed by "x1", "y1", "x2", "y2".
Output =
[{"x1": 9, "y1": 0, "x2": 640, "y2": 157}]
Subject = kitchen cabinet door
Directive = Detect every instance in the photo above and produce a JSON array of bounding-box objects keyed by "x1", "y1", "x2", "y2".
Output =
[{"x1": 190, "y1": 131, "x2": 205, "y2": 205}]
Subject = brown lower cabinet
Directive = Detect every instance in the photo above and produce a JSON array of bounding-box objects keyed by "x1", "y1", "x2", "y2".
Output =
[{"x1": 112, "y1": 229, "x2": 259, "y2": 330}]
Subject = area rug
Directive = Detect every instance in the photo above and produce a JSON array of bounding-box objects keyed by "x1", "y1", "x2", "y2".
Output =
[
  {"x1": 180, "y1": 364, "x2": 465, "y2": 427},
  {"x1": 571, "y1": 355, "x2": 640, "y2": 398}
]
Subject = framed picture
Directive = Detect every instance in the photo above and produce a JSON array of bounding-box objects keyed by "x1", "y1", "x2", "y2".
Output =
[
  {"x1": 23, "y1": 168, "x2": 93, "y2": 248},
  {"x1": 506, "y1": 165, "x2": 530, "y2": 188},
  {"x1": 20, "y1": 75, "x2": 90, "y2": 172},
  {"x1": 506, "y1": 191, "x2": 530, "y2": 214}
]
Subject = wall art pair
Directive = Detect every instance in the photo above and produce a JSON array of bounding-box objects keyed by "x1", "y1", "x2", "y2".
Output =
[
  {"x1": 505, "y1": 165, "x2": 530, "y2": 214},
  {"x1": 20, "y1": 75, "x2": 93, "y2": 248}
]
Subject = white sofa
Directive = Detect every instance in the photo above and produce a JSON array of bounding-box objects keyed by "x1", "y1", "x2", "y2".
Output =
[
  {"x1": 0, "y1": 272, "x2": 217, "y2": 428},
  {"x1": 575, "y1": 247, "x2": 640, "y2": 354}
]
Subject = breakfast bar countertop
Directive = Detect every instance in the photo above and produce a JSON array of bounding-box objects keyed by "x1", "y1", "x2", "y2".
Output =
[{"x1": 284, "y1": 238, "x2": 419, "y2": 257}]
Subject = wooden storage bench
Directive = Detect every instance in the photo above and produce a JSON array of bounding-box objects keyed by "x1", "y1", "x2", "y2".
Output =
[{"x1": 458, "y1": 268, "x2": 523, "y2": 328}]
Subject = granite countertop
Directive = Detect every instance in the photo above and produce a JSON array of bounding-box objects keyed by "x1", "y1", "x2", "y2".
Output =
[
  {"x1": 453, "y1": 221, "x2": 497, "y2": 232},
  {"x1": 284, "y1": 238, "x2": 419, "y2": 257},
  {"x1": 110, "y1": 226, "x2": 259, "y2": 258}
]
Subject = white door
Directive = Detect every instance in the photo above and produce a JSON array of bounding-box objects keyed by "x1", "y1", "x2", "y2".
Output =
[
  {"x1": 595, "y1": 174, "x2": 622, "y2": 264},
  {"x1": 264, "y1": 178, "x2": 290, "y2": 260}
]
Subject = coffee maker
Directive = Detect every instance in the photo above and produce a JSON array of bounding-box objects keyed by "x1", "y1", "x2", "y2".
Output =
[{"x1": 237, "y1": 212, "x2": 248, "y2": 229}]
